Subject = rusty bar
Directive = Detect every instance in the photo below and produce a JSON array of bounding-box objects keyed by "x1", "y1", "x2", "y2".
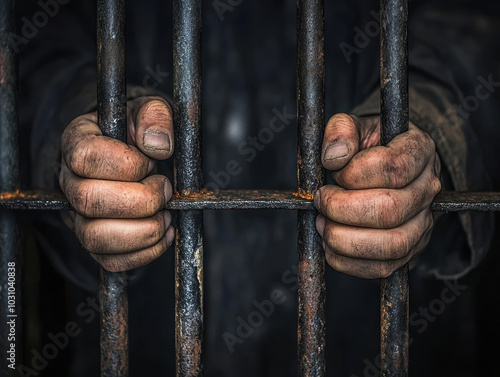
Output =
[
  {"x1": 173, "y1": 0, "x2": 204, "y2": 375},
  {"x1": 97, "y1": 0, "x2": 129, "y2": 376},
  {"x1": 380, "y1": 0, "x2": 409, "y2": 376},
  {"x1": 3, "y1": 190, "x2": 500, "y2": 212},
  {"x1": 297, "y1": 0, "x2": 326, "y2": 375},
  {"x1": 0, "y1": 0, "x2": 21, "y2": 374}
]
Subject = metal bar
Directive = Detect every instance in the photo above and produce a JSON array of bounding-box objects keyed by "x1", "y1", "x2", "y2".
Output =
[
  {"x1": 379, "y1": 0, "x2": 409, "y2": 376},
  {"x1": 173, "y1": 0, "x2": 204, "y2": 375},
  {"x1": 0, "y1": 0, "x2": 21, "y2": 374},
  {"x1": 297, "y1": 0, "x2": 326, "y2": 375},
  {"x1": 3, "y1": 190, "x2": 500, "y2": 211},
  {"x1": 97, "y1": 0, "x2": 128, "y2": 376}
]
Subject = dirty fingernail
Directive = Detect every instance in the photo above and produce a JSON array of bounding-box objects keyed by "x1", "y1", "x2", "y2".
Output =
[
  {"x1": 144, "y1": 131, "x2": 170, "y2": 151},
  {"x1": 324, "y1": 141, "x2": 349, "y2": 160},
  {"x1": 163, "y1": 211, "x2": 172, "y2": 226},
  {"x1": 147, "y1": 159, "x2": 155, "y2": 173},
  {"x1": 166, "y1": 226, "x2": 175, "y2": 247},
  {"x1": 164, "y1": 179, "x2": 173, "y2": 202},
  {"x1": 315, "y1": 215, "x2": 326, "y2": 234},
  {"x1": 314, "y1": 189, "x2": 321, "y2": 209}
]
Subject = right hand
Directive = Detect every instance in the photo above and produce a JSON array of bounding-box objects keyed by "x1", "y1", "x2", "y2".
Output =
[{"x1": 60, "y1": 96, "x2": 175, "y2": 272}]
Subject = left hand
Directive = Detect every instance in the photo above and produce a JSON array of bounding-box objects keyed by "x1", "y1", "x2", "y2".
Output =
[{"x1": 314, "y1": 114, "x2": 442, "y2": 279}]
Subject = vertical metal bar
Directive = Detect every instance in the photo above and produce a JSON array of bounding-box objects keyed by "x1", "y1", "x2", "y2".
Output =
[
  {"x1": 0, "y1": 0, "x2": 21, "y2": 375},
  {"x1": 380, "y1": 0, "x2": 409, "y2": 376},
  {"x1": 297, "y1": 0, "x2": 326, "y2": 375},
  {"x1": 173, "y1": 0, "x2": 204, "y2": 375},
  {"x1": 97, "y1": 0, "x2": 129, "y2": 376}
]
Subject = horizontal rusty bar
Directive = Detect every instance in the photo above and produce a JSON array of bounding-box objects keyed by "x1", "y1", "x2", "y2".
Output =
[{"x1": 1, "y1": 190, "x2": 500, "y2": 211}]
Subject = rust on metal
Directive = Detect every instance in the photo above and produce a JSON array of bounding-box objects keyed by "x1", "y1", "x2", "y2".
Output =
[
  {"x1": 3, "y1": 190, "x2": 500, "y2": 212},
  {"x1": 97, "y1": 0, "x2": 129, "y2": 375},
  {"x1": 296, "y1": 0, "x2": 326, "y2": 375}
]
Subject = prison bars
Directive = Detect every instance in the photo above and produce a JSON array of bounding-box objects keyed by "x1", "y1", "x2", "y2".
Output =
[
  {"x1": 297, "y1": 0, "x2": 326, "y2": 375},
  {"x1": 380, "y1": 0, "x2": 410, "y2": 375},
  {"x1": 96, "y1": 0, "x2": 129, "y2": 376},
  {"x1": 173, "y1": 0, "x2": 204, "y2": 374},
  {"x1": 2, "y1": 1, "x2": 500, "y2": 377}
]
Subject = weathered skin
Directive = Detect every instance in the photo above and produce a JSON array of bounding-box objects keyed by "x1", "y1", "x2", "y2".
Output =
[
  {"x1": 314, "y1": 113, "x2": 441, "y2": 279},
  {"x1": 59, "y1": 96, "x2": 175, "y2": 272},
  {"x1": 60, "y1": 105, "x2": 440, "y2": 278}
]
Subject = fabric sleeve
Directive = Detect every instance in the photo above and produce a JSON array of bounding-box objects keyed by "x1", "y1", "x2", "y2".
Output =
[{"x1": 351, "y1": 1, "x2": 496, "y2": 279}]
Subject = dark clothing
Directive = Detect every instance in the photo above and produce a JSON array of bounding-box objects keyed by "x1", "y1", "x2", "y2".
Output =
[{"x1": 16, "y1": 0, "x2": 500, "y2": 376}]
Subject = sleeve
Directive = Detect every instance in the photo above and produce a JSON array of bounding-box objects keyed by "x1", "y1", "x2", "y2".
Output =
[
  {"x1": 351, "y1": 0, "x2": 498, "y2": 279},
  {"x1": 17, "y1": 0, "x2": 168, "y2": 291}
]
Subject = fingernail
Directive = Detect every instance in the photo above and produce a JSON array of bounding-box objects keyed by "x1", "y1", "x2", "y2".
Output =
[
  {"x1": 164, "y1": 179, "x2": 172, "y2": 202},
  {"x1": 163, "y1": 211, "x2": 171, "y2": 226},
  {"x1": 147, "y1": 159, "x2": 155, "y2": 173},
  {"x1": 315, "y1": 215, "x2": 325, "y2": 234},
  {"x1": 144, "y1": 131, "x2": 170, "y2": 151},
  {"x1": 324, "y1": 141, "x2": 349, "y2": 160},
  {"x1": 166, "y1": 226, "x2": 175, "y2": 247},
  {"x1": 314, "y1": 189, "x2": 321, "y2": 209}
]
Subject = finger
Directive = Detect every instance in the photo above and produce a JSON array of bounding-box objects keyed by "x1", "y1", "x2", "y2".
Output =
[
  {"x1": 323, "y1": 224, "x2": 432, "y2": 279},
  {"x1": 60, "y1": 161, "x2": 172, "y2": 218},
  {"x1": 334, "y1": 125, "x2": 436, "y2": 189},
  {"x1": 128, "y1": 97, "x2": 174, "y2": 160},
  {"x1": 75, "y1": 211, "x2": 171, "y2": 254},
  {"x1": 321, "y1": 113, "x2": 360, "y2": 171},
  {"x1": 91, "y1": 226, "x2": 175, "y2": 272},
  {"x1": 61, "y1": 113, "x2": 153, "y2": 181},
  {"x1": 317, "y1": 209, "x2": 432, "y2": 261},
  {"x1": 314, "y1": 163, "x2": 441, "y2": 229}
]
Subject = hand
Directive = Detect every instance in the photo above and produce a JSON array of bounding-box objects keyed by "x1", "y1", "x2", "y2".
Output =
[
  {"x1": 314, "y1": 114, "x2": 441, "y2": 279},
  {"x1": 60, "y1": 96, "x2": 175, "y2": 272}
]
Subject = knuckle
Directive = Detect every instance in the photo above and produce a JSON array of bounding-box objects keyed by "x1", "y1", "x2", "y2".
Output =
[
  {"x1": 100, "y1": 258, "x2": 126, "y2": 273},
  {"x1": 325, "y1": 250, "x2": 340, "y2": 271},
  {"x1": 377, "y1": 192, "x2": 403, "y2": 228},
  {"x1": 322, "y1": 224, "x2": 335, "y2": 247},
  {"x1": 389, "y1": 231, "x2": 411, "y2": 260},
  {"x1": 148, "y1": 215, "x2": 165, "y2": 243},
  {"x1": 384, "y1": 154, "x2": 407, "y2": 188},
  {"x1": 377, "y1": 262, "x2": 395, "y2": 279},
  {"x1": 151, "y1": 237, "x2": 168, "y2": 259},
  {"x1": 144, "y1": 193, "x2": 161, "y2": 216},
  {"x1": 77, "y1": 222, "x2": 101, "y2": 253},
  {"x1": 73, "y1": 181, "x2": 98, "y2": 217},
  {"x1": 430, "y1": 174, "x2": 442, "y2": 197},
  {"x1": 335, "y1": 161, "x2": 357, "y2": 189},
  {"x1": 70, "y1": 143, "x2": 94, "y2": 177}
]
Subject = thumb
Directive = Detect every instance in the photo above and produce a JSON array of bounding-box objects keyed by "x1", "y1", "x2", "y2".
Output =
[
  {"x1": 321, "y1": 113, "x2": 361, "y2": 171},
  {"x1": 127, "y1": 96, "x2": 174, "y2": 160}
]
